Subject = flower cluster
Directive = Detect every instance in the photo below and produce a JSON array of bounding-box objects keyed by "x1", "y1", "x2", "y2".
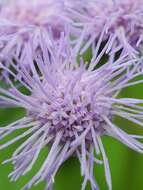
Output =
[{"x1": 0, "y1": 1, "x2": 143, "y2": 190}]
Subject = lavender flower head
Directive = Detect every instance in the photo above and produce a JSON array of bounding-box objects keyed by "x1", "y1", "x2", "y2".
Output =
[
  {"x1": 69, "y1": 0, "x2": 143, "y2": 57},
  {"x1": 0, "y1": 0, "x2": 73, "y2": 59},
  {"x1": 0, "y1": 33, "x2": 143, "y2": 190}
]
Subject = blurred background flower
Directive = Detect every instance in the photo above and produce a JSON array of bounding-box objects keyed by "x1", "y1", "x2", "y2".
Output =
[
  {"x1": 69, "y1": 0, "x2": 143, "y2": 57},
  {"x1": 0, "y1": 0, "x2": 75, "y2": 60}
]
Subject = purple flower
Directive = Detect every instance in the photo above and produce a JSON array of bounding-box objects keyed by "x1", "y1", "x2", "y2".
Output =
[
  {"x1": 69, "y1": 0, "x2": 143, "y2": 57},
  {"x1": 0, "y1": 0, "x2": 73, "y2": 60},
  {"x1": 0, "y1": 33, "x2": 143, "y2": 190}
]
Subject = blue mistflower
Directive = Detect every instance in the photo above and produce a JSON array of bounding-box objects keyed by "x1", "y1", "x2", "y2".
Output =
[
  {"x1": 0, "y1": 0, "x2": 74, "y2": 59},
  {"x1": 0, "y1": 33, "x2": 143, "y2": 190},
  {"x1": 68, "y1": 0, "x2": 143, "y2": 57}
]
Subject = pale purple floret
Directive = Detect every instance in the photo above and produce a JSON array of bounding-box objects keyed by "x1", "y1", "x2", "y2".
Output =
[
  {"x1": 0, "y1": 33, "x2": 143, "y2": 190},
  {"x1": 0, "y1": 0, "x2": 75, "y2": 60},
  {"x1": 68, "y1": 0, "x2": 143, "y2": 57}
]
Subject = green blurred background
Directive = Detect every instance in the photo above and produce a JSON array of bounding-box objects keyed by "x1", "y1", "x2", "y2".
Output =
[{"x1": 0, "y1": 51, "x2": 143, "y2": 190}]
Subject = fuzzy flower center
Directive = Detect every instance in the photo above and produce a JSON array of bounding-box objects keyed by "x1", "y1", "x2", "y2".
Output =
[{"x1": 29, "y1": 70, "x2": 111, "y2": 143}]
